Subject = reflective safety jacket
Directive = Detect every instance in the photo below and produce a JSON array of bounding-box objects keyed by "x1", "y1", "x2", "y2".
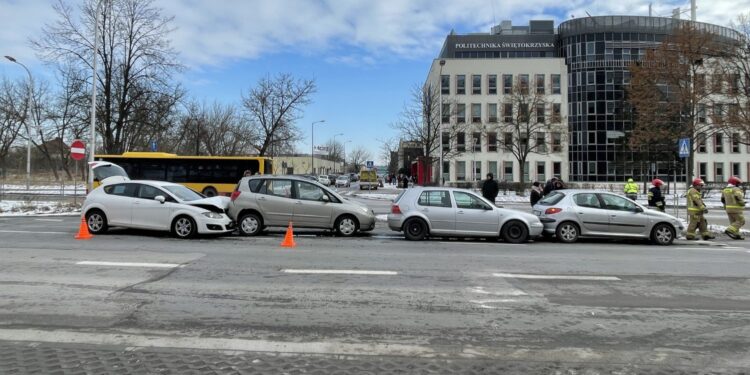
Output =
[
  {"x1": 721, "y1": 185, "x2": 745, "y2": 214},
  {"x1": 686, "y1": 187, "x2": 705, "y2": 214},
  {"x1": 648, "y1": 186, "x2": 665, "y2": 207},
  {"x1": 624, "y1": 182, "x2": 639, "y2": 194}
]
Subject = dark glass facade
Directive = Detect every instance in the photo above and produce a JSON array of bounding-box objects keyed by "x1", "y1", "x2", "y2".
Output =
[{"x1": 558, "y1": 16, "x2": 742, "y2": 182}]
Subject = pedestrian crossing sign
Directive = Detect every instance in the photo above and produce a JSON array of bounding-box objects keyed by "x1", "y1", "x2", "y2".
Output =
[{"x1": 678, "y1": 138, "x2": 690, "y2": 158}]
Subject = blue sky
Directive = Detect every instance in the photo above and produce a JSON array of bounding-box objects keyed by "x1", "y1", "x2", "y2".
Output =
[{"x1": 1, "y1": 0, "x2": 747, "y2": 163}]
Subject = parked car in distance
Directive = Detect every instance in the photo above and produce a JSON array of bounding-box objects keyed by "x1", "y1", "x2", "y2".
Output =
[
  {"x1": 229, "y1": 175, "x2": 376, "y2": 237},
  {"x1": 349, "y1": 173, "x2": 359, "y2": 182},
  {"x1": 532, "y1": 190, "x2": 684, "y2": 245},
  {"x1": 318, "y1": 175, "x2": 330, "y2": 186},
  {"x1": 327, "y1": 174, "x2": 338, "y2": 186},
  {"x1": 359, "y1": 169, "x2": 378, "y2": 190},
  {"x1": 335, "y1": 175, "x2": 351, "y2": 188},
  {"x1": 387, "y1": 187, "x2": 543, "y2": 243},
  {"x1": 82, "y1": 180, "x2": 234, "y2": 238}
]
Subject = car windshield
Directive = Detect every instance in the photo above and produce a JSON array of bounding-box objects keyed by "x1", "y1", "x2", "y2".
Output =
[
  {"x1": 536, "y1": 191, "x2": 565, "y2": 205},
  {"x1": 163, "y1": 185, "x2": 204, "y2": 201}
]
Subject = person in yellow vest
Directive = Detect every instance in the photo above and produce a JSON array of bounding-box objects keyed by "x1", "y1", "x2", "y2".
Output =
[
  {"x1": 721, "y1": 176, "x2": 745, "y2": 240},
  {"x1": 624, "y1": 178, "x2": 639, "y2": 201},
  {"x1": 686, "y1": 178, "x2": 715, "y2": 240}
]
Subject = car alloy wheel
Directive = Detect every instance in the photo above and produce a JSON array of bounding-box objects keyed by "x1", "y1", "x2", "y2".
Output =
[
  {"x1": 239, "y1": 213, "x2": 262, "y2": 236},
  {"x1": 86, "y1": 210, "x2": 107, "y2": 234},
  {"x1": 173, "y1": 216, "x2": 196, "y2": 238},
  {"x1": 556, "y1": 222, "x2": 579, "y2": 243},
  {"x1": 336, "y1": 215, "x2": 358, "y2": 237},
  {"x1": 652, "y1": 223, "x2": 675, "y2": 246}
]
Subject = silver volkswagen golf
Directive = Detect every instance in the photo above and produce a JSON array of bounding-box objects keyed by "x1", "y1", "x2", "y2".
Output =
[
  {"x1": 387, "y1": 187, "x2": 544, "y2": 243},
  {"x1": 228, "y1": 175, "x2": 376, "y2": 237},
  {"x1": 532, "y1": 189, "x2": 684, "y2": 245}
]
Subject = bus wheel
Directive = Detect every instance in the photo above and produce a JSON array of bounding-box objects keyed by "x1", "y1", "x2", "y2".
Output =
[{"x1": 202, "y1": 186, "x2": 218, "y2": 197}]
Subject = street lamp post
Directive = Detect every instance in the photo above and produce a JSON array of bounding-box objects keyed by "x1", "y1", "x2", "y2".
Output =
[
  {"x1": 88, "y1": 0, "x2": 106, "y2": 192},
  {"x1": 310, "y1": 120, "x2": 325, "y2": 175},
  {"x1": 438, "y1": 59, "x2": 446, "y2": 186},
  {"x1": 332, "y1": 132, "x2": 343, "y2": 173},
  {"x1": 4, "y1": 56, "x2": 33, "y2": 190},
  {"x1": 344, "y1": 140, "x2": 351, "y2": 174}
]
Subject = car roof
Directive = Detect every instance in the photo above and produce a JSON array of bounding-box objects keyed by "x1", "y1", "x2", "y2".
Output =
[{"x1": 107, "y1": 179, "x2": 182, "y2": 188}]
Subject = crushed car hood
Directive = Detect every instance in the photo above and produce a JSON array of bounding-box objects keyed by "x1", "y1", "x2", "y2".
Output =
[{"x1": 186, "y1": 196, "x2": 230, "y2": 213}]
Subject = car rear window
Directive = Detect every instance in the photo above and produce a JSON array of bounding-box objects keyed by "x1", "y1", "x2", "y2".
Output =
[
  {"x1": 536, "y1": 191, "x2": 565, "y2": 205},
  {"x1": 247, "y1": 178, "x2": 262, "y2": 192},
  {"x1": 393, "y1": 190, "x2": 407, "y2": 203}
]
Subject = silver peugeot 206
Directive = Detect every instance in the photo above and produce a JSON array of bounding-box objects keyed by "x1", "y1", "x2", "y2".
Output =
[
  {"x1": 532, "y1": 189, "x2": 684, "y2": 245},
  {"x1": 387, "y1": 186, "x2": 544, "y2": 243}
]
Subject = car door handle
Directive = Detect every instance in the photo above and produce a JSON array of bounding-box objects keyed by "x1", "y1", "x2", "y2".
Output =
[
  {"x1": 457, "y1": 210, "x2": 465, "y2": 214},
  {"x1": 295, "y1": 201, "x2": 303, "y2": 205},
  {"x1": 258, "y1": 196, "x2": 267, "y2": 201},
  {"x1": 420, "y1": 208, "x2": 429, "y2": 212}
]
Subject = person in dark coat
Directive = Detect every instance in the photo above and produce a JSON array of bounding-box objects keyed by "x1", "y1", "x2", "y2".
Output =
[
  {"x1": 530, "y1": 181, "x2": 543, "y2": 207},
  {"x1": 481, "y1": 173, "x2": 499, "y2": 204},
  {"x1": 543, "y1": 176, "x2": 566, "y2": 196},
  {"x1": 647, "y1": 178, "x2": 666, "y2": 212}
]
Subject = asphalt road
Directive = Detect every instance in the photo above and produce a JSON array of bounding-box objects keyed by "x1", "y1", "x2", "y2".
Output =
[{"x1": 1, "y1": 194, "x2": 750, "y2": 373}]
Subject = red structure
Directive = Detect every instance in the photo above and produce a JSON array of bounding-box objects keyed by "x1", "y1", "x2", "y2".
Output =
[{"x1": 410, "y1": 156, "x2": 433, "y2": 186}]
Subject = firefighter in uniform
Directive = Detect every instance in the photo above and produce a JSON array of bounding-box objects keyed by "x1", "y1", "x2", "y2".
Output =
[
  {"x1": 624, "y1": 178, "x2": 639, "y2": 201},
  {"x1": 686, "y1": 178, "x2": 714, "y2": 240},
  {"x1": 721, "y1": 176, "x2": 745, "y2": 240},
  {"x1": 647, "y1": 178, "x2": 666, "y2": 212}
]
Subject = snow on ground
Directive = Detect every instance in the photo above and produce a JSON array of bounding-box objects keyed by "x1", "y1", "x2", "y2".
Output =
[
  {"x1": 376, "y1": 214, "x2": 388, "y2": 222},
  {"x1": 356, "y1": 193, "x2": 399, "y2": 201},
  {"x1": 0, "y1": 200, "x2": 81, "y2": 216},
  {"x1": 1, "y1": 183, "x2": 87, "y2": 195}
]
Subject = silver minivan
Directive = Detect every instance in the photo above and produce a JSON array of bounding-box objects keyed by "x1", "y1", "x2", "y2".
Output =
[
  {"x1": 228, "y1": 175, "x2": 376, "y2": 237},
  {"x1": 387, "y1": 187, "x2": 544, "y2": 243}
]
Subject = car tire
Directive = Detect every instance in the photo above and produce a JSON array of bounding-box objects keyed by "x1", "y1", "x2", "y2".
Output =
[
  {"x1": 172, "y1": 215, "x2": 197, "y2": 239},
  {"x1": 403, "y1": 218, "x2": 428, "y2": 241},
  {"x1": 202, "y1": 186, "x2": 218, "y2": 197},
  {"x1": 85, "y1": 209, "x2": 108, "y2": 234},
  {"x1": 501, "y1": 220, "x2": 529, "y2": 244},
  {"x1": 556, "y1": 221, "x2": 580, "y2": 243},
  {"x1": 651, "y1": 223, "x2": 675, "y2": 246},
  {"x1": 335, "y1": 215, "x2": 359, "y2": 237},
  {"x1": 239, "y1": 212, "x2": 263, "y2": 236}
]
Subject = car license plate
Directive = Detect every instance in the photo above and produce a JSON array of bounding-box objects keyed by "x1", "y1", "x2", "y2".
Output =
[{"x1": 533, "y1": 210, "x2": 541, "y2": 216}]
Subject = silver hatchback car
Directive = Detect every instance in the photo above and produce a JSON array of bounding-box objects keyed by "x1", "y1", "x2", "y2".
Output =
[
  {"x1": 387, "y1": 187, "x2": 544, "y2": 243},
  {"x1": 532, "y1": 189, "x2": 684, "y2": 245},
  {"x1": 228, "y1": 175, "x2": 376, "y2": 237}
]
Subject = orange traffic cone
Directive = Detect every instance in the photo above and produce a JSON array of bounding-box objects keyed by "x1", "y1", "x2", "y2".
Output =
[
  {"x1": 280, "y1": 221, "x2": 296, "y2": 248},
  {"x1": 75, "y1": 215, "x2": 93, "y2": 240}
]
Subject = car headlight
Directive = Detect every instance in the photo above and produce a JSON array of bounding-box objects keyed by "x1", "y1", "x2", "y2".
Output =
[{"x1": 202, "y1": 211, "x2": 223, "y2": 219}]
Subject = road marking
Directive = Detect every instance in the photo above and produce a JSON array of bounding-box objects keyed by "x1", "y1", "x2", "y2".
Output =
[
  {"x1": 76, "y1": 261, "x2": 181, "y2": 268},
  {"x1": 469, "y1": 286, "x2": 527, "y2": 296},
  {"x1": 493, "y1": 273, "x2": 620, "y2": 281},
  {"x1": 0, "y1": 229, "x2": 69, "y2": 234},
  {"x1": 282, "y1": 269, "x2": 397, "y2": 275},
  {"x1": 470, "y1": 299, "x2": 519, "y2": 304},
  {"x1": 35, "y1": 218, "x2": 64, "y2": 222},
  {"x1": 672, "y1": 247, "x2": 747, "y2": 252},
  {"x1": 439, "y1": 241, "x2": 492, "y2": 245}
]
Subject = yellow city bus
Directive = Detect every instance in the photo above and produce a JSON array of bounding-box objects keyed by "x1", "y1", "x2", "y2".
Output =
[{"x1": 94, "y1": 152, "x2": 273, "y2": 196}]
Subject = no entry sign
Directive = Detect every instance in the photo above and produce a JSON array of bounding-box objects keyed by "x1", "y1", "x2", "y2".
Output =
[{"x1": 70, "y1": 139, "x2": 86, "y2": 160}]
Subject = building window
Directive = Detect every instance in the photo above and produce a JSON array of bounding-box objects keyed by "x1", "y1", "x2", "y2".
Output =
[
  {"x1": 519, "y1": 103, "x2": 529, "y2": 122},
  {"x1": 471, "y1": 103, "x2": 481, "y2": 123},
  {"x1": 472, "y1": 74, "x2": 481, "y2": 94},
  {"x1": 503, "y1": 74, "x2": 513, "y2": 94},
  {"x1": 536, "y1": 103, "x2": 545, "y2": 123},
  {"x1": 712, "y1": 74, "x2": 724, "y2": 93},
  {"x1": 536, "y1": 132, "x2": 546, "y2": 153},
  {"x1": 732, "y1": 162, "x2": 741, "y2": 177},
  {"x1": 713, "y1": 104, "x2": 724, "y2": 123},
  {"x1": 715, "y1": 162, "x2": 724, "y2": 182},
  {"x1": 503, "y1": 132, "x2": 513, "y2": 151},
  {"x1": 441, "y1": 75, "x2": 450, "y2": 95},
  {"x1": 695, "y1": 74, "x2": 706, "y2": 95},
  {"x1": 552, "y1": 132, "x2": 562, "y2": 152},
  {"x1": 535, "y1": 74, "x2": 545, "y2": 94},
  {"x1": 697, "y1": 104, "x2": 706, "y2": 123},
  {"x1": 457, "y1": 104, "x2": 466, "y2": 123},
  {"x1": 551, "y1": 74, "x2": 561, "y2": 94},
  {"x1": 488, "y1": 75, "x2": 497, "y2": 95},
  {"x1": 441, "y1": 103, "x2": 450, "y2": 124},
  {"x1": 536, "y1": 161, "x2": 545, "y2": 182},
  {"x1": 489, "y1": 161, "x2": 498, "y2": 178},
  {"x1": 697, "y1": 133, "x2": 706, "y2": 153},
  {"x1": 474, "y1": 161, "x2": 481, "y2": 181},
  {"x1": 457, "y1": 132, "x2": 466, "y2": 152},
  {"x1": 523, "y1": 161, "x2": 530, "y2": 182},
  {"x1": 472, "y1": 132, "x2": 481, "y2": 152},
  {"x1": 588, "y1": 161, "x2": 597, "y2": 175},
  {"x1": 715, "y1": 133, "x2": 724, "y2": 153},
  {"x1": 699, "y1": 162, "x2": 708, "y2": 180},
  {"x1": 442, "y1": 161, "x2": 450, "y2": 180},
  {"x1": 732, "y1": 133, "x2": 741, "y2": 153},
  {"x1": 503, "y1": 103, "x2": 513, "y2": 122},
  {"x1": 504, "y1": 161, "x2": 514, "y2": 181},
  {"x1": 487, "y1": 132, "x2": 498, "y2": 152},
  {"x1": 519, "y1": 74, "x2": 529, "y2": 94},
  {"x1": 457, "y1": 75, "x2": 466, "y2": 95},
  {"x1": 488, "y1": 103, "x2": 497, "y2": 123},
  {"x1": 552, "y1": 103, "x2": 561, "y2": 123},
  {"x1": 553, "y1": 161, "x2": 561, "y2": 176},
  {"x1": 441, "y1": 132, "x2": 449, "y2": 152},
  {"x1": 456, "y1": 161, "x2": 466, "y2": 181}
]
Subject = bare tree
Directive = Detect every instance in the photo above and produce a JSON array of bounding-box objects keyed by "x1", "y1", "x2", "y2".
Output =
[
  {"x1": 33, "y1": 0, "x2": 183, "y2": 154},
  {"x1": 628, "y1": 24, "x2": 728, "y2": 178},
  {"x1": 497, "y1": 77, "x2": 564, "y2": 185},
  {"x1": 347, "y1": 145, "x2": 371, "y2": 172},
  {"x1": 322, "y1": 138, "x2": 345, "y2": 163},
  {"x1": 719, "y1": 13, "x2": 750, "y2": 141},
  {"x1": 391, "y1": 83, "x2": 466, "y2": 182},
  {"x1": 378, "y1": 137, "x2": 398, "y2": 175},
  {"x1": 241, "y1": 73, "x2": 316, "y2": 156},
  {"x1": 168, "y1": 100, "x2": 256, "y2": 156},
  {"x1": 0, "y1": 79, "x2": 26, "y2": 170}
]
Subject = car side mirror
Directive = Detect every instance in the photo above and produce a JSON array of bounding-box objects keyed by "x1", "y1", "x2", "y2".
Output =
[
  {"x1": 634, "y1": 206, "x2": 643, "y2": 213},
  {"x1": 322, "y1": 194, "x2": 330, "y2": 202},
  {"x1": 155, "y1": 195, "x2": 166, "y2": 204}
]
